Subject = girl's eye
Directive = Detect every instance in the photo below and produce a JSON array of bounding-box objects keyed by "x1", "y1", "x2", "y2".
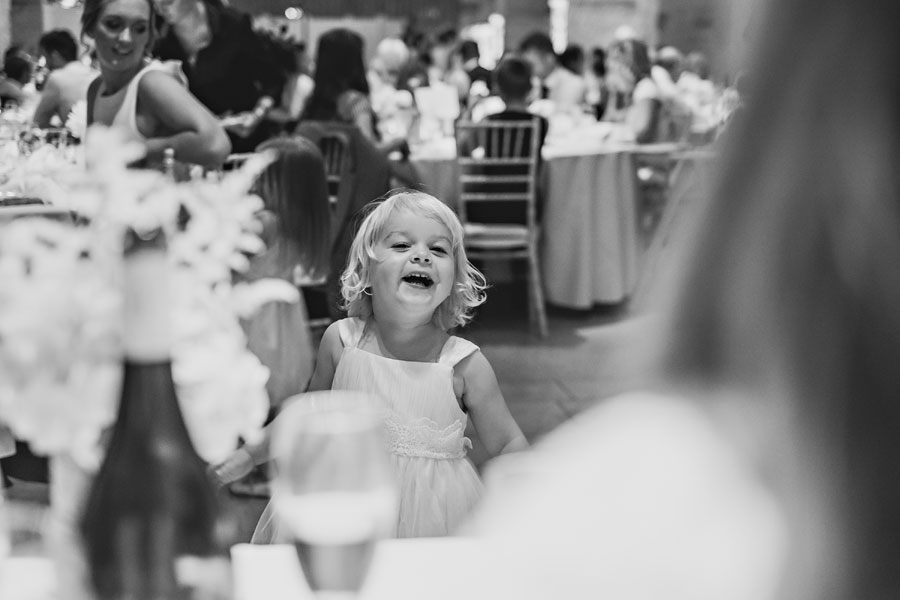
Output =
[
  {"x1": 391, "y1": 242, "x2": 409, "y2": 250},
  {"x1": 133, "y1": 24, "x2": 148, "y2": 34},
  {"x1": 102, "y1": 18, "x2": 123, "y2": 31},
  {"x1": 431, "y1": 246, "x2": 448, "y2": 255}
]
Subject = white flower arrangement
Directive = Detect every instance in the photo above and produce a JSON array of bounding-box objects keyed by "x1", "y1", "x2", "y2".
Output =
[
  {"x1": 65, "y1": 100, "x2": 88, "y2": 142},
  {"x1": 0, "y1": 125, "x2": 294, "y2": 468}
]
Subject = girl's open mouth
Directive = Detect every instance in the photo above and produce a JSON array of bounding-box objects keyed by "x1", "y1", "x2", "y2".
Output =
[{"x1": 402, "y1": 273, "x2": 434, "y2": 288}]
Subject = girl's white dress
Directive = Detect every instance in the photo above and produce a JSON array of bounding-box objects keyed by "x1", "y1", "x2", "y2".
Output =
[{"x1": 252, "y1": 317, "x2": 484, "y2": 542}]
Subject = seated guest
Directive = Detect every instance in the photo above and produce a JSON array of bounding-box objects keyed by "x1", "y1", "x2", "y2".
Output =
[
  {"x1": 463, "y1": 55, "x2": 548, "y2": 226},
  {"x1": 0, "y1": 54, "x2": 34, "y2": 108},
  {"x1": 32, "y1": 29, "x2": 97, "y2": 128},
  {"x1": 83, "y1": 0, "x2": 230, "y2": 167},
  {"x1": 519, "y1": 31, "x2": 586, "y2": 110},
  {"x1": 459, "y1": 39, "x2": 492, "y2": 89},
  {"x1": 267, "y1": 42, "x2": 314, "y2": 132},
  {"x1": 559, "y1": 44, "x2": 586, "y2": 76},
  {"x1": 300, "y1": 28, "x2": 413, "y2": 182},
  {"x1": 426, "y1": 27, "x2": 470, "y2": 104},
  {"x1": 651, "y1": 45, "x2": 684, "y2": 101},
  {"x1": 585, "y1": 46, "x2": 609, "y2": 120},
  {"x1": 367, "y1": 37, "x2": 415, "y2": 139},
  {"x1": 604, "y1": 38, "x2": 677, "y2": 143}
]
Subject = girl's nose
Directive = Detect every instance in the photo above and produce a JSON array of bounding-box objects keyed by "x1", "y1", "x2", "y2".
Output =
[
  {"x1": 411, "y1": 250, "x2": 431, "y2": 264},
  {"x1": 118, "y1": 27, "x2": 133, "y2": 43}
]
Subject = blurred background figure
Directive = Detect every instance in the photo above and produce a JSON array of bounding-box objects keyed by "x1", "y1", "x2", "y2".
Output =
[
  {"x1": 267, "y1": 41, "x2": 314, "y2": 132},
  {"x1": 0, "y1": 52, "x2": 35, "y2": 110},
  {"x1": 301, "y1": 29, "x2": 378, "y2": 146},
  {"x1": 31, "y1": 29, "x2": 97, "y2": 128},
  {"x1": 519, "y1": 31, "x2": 586, "y2": 110},
  {"x1": 367, "y1": 36, "x2": 415, "y2": 140},
  {"x1": 469, "y1": 0, "x2": 900, "y2": 599},
  {"x1": 651, "y1": 45, "x2": 683, "y2": 100},
  {"x1": 458, "y1": 39, "x2": 491, "y2": 89},
  {"x1": 558, "y1": 44, "x2": 585, "y2": 77},
  {"x1": 603, "y1": 38, "x2": 660, "y2": 142},
  {"x1": 585, "y1": 46, "x2": 608, "y2": 120},
  {"x1": 153, "y1": 0, "x2": 286, "y2": 152},
  {"x1": 676, "y1": 50, "x2": 720, "y2": 141},
  {"x1": 426, "y1": 26, "x2": 470, "y2": 104}
]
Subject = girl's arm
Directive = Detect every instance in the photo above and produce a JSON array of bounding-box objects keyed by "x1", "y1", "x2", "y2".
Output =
[
  {"x1": 459, "y1": 350, "x2": 529, "y2": 457},
  {"x1": 137, "y1": 70, "x2": 232, "y2": 168},
  {"x1": 211, "y1": 321, "x2": 343, "y2": 485},
  {"x1": 305, "y1": 320, "x2": 342, "y2": 392}
]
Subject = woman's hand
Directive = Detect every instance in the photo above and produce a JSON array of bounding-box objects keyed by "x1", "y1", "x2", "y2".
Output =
[
  {"x1": 222, "y1": 96, "x2": 275, "y2": 138},
  {"x1": 209, "y1": 447, "x2": 255, "y2": 487}
]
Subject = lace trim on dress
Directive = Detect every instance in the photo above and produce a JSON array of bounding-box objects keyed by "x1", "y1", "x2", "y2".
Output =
[{"x1": 383, "y1": 412, "x2": 472, "y2": 460}]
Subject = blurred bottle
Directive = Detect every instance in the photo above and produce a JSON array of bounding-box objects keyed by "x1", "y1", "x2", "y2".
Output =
[
  {"x1": 162, "y1": 147, "x2": 176, "y2": 179},
  {"x1": 80, "y1": 228, "x2": 218, "y2": 600}
]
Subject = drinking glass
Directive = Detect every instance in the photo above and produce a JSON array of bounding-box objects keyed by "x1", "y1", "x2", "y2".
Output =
[{"x1": 270, "y1": 391, "x2": 398, "y2": 599}]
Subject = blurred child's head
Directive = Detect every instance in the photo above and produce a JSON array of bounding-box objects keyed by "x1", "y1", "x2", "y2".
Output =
[
  {"x1": 253, "y1": 136, "x2": 331, "y2": 280},
  {"x1": 341, "y1": 191, "x2": 487, "y2": 330},
  {"x1": 494, "y1": 55, "x2": 533, "y2": 104}
]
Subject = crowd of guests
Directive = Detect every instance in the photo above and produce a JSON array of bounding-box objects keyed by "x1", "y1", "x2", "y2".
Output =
[{"x1": 1, "y1": 4, "x2": 731, "y2": 160}]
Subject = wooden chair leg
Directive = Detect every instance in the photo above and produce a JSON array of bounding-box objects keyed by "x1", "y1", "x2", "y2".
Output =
[{"x1": 527, "y1": 251, "x2": 548, "y2": 337}]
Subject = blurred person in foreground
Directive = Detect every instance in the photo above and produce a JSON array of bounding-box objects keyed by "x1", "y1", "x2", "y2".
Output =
[
  {"x1": 32, "y1": 29, "x2": 97, "y2": 128},
  {"x1": 519, "y1": 31, "x2": 586, "y2": 110},
  {"x1": 466, "y1": 0, "x2": 900, "y2": 598}
]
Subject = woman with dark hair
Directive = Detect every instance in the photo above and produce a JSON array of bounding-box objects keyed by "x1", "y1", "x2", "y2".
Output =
[
  {"x1": 470, "y1": 0, "x2": 900, "y2": 598},
  {"x1": 152, "y1": 0, "x2": 286, "y2": 152},
  {"x1": 604, "y1": 37, "x2": 661, "y2": 142},
  {"x1": 82, "y1": 0, "x2": 230, "y2": 167},
  {"x1": 301, "y1": 28, "x2": 373, "y2": 138},
  {"x1": 301, "y1": 28, "x2": 410, "y2": 159}
]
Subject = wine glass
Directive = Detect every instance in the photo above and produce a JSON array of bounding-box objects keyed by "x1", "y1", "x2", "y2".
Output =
[{"x1": 270, "y1": 391, "x2": 399, "y2": 598}]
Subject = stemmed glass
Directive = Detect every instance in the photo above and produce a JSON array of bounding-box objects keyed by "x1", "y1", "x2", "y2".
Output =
[{"x1": 270, "y1": 391, "x2": 399, "y2": 599}]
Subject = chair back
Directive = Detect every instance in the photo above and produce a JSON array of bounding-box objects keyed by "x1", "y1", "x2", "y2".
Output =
[
  {"x1": 454, "y1": 117, "x2": 541, "y2": 230},
  {"x1": 318, "y1": 131, "x2": 352, "y2": 206},
  {"x1": 294, "y1": 122, "x2": 356, "y2": 244}
]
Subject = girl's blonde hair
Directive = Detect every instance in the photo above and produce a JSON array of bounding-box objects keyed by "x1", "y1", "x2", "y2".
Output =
[{"x1": 340, "y1": 191, "x2": 487, "y2": 330}]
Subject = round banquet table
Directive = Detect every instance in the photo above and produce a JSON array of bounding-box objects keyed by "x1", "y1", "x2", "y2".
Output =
[{"x1": 410, "y1": 138, "x2": 683, "y2": 308}]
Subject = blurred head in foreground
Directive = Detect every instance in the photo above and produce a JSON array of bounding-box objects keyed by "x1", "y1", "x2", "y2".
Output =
[{"x1": 658, "y1": 0, "x2": 900, "y2": 596}]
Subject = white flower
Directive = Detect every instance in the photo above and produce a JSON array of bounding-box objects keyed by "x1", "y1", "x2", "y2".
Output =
[{"x1": 0, "y1": 126, "x2": 283, "y2": 467}]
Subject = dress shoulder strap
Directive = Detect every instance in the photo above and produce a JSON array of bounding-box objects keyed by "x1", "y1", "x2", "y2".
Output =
[
  {"x1": 438, "y1": 335, "x2": 480, "y2": 367},
  {"x1": 336, "y1": 317, "x2": 366, "y2": 348}
]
